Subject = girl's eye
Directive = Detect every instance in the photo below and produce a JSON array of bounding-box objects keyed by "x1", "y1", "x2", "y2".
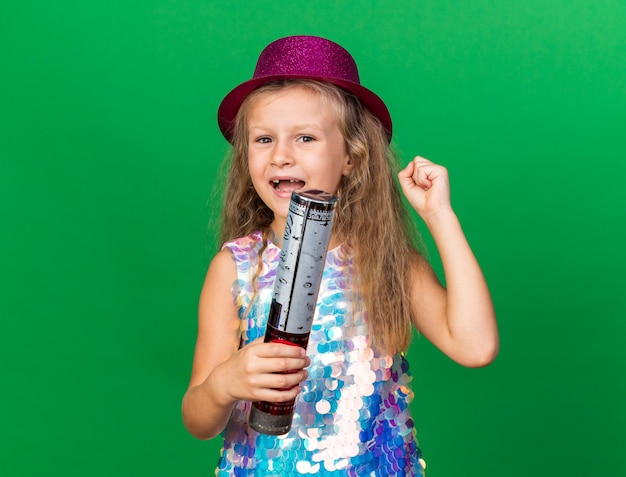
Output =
[
  {"x1": 299, "y1": 135, "x2": 315, "y2": 143},
  {"x1": 256, "y1": 137, "x2": 272, "y2": 144}
]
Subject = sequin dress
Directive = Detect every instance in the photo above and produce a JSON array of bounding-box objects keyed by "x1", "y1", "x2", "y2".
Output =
[{"x1": 216, "y1": 231, "x2": 424, "y2": 476}]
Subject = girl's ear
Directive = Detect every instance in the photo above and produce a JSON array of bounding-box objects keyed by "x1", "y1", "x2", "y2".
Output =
[{"x1": 342, "y1": 153, "x2": 354, "y2": 176}]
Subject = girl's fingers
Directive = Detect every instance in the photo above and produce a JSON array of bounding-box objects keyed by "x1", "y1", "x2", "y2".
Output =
[
  {"x1": 252, "y1": 368, "x2": 309, "y2": 392},
  {"x1": 254, "y1": 383, "x2": 305, "y2": 403},
  {"x1": 413, "y1": 158, "x2": 446, "y2": 188},
  {"x1": 236, "y1": 341, "x2": 310, "y2": 399},
  {"x1": 246, "y1": 342, "x2": 309, "y2": 372},
  {"x1": 254, "y1": 341, "x2": 307, "y2": 358},
  {"x1": 247, "y1": 356, "x2": 311, "y2": 375}
]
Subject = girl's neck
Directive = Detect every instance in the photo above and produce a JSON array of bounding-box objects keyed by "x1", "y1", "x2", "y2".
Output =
[{"x1": 269, "y1": 220, "x2": 285, "y2": 248}]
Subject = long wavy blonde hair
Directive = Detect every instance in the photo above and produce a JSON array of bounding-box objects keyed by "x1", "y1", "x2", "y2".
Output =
[{"x1": 218, "y1": 80, "x2": 422, "y2": 353}]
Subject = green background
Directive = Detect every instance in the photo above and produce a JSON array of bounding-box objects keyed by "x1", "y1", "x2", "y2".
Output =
[{"x1": 2, "y1": 1, "x2": 625, "y2": 475}]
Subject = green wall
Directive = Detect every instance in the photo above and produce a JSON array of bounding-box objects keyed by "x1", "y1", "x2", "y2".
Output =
[{"x1": 2, "y1": 1, "x2": 625, "y2": 475}]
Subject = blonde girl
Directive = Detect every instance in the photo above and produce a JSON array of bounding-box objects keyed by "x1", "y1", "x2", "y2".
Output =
[{"x1": 183, "y1": 35, "x2": 498, "y2": 476}]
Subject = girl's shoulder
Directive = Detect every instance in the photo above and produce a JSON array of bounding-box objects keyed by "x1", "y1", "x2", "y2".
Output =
[
  {"x1": 222, "y1": 231, "x2": 271, "y2": 253},
  {"x1": 221, "y1": 231, "x2": 281, "y2": 266}
]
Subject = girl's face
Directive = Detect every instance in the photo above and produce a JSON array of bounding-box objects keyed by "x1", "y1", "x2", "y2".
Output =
[{"x1": 246, "y1": 85, "x2": 352, "y2": 237}]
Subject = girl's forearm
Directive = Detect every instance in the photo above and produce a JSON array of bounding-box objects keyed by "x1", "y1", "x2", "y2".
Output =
[
  {"x1": 182, "y1": 364, "x2": 237, "y2": 440},
  {"x1": 424, "y1": 208, "x2": 499, "y2": 366}
]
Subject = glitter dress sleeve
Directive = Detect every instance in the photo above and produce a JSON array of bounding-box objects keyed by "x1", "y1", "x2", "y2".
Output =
[{"x1": 218, "y1": 231, "x2": 425, "y2": 476}]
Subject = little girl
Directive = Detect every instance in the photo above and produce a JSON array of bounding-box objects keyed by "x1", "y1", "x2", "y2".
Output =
[{"x1": 182, "y1": 35, "x2": 498, "y2": 476}]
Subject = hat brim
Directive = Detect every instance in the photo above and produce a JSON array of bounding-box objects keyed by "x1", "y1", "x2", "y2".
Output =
[{"x1": 217, "y1": 74, "x2": 392, "y2": 143}]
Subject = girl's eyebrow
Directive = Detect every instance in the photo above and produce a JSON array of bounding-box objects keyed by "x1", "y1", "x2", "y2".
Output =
[{"x1": 294, "y1": 123, "x2": 324, "y2": 130}]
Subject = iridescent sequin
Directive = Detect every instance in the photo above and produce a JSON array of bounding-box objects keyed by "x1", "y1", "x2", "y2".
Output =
[{"x1": 217, "y1": 231, "x2": 424, "y2": 476}]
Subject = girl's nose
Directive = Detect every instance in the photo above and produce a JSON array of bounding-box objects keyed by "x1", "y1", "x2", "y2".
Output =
[{"x1": 270, "y1": 140, "x2": 294, "y2": 167}]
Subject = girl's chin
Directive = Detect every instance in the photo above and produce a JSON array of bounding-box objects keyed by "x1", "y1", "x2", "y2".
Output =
[
  {"x1": 274, "y1": 208, "x2": 289, "y2": 222},
  {"x1": 267, "y1": 203, "x2": 289, "y2": 223}
]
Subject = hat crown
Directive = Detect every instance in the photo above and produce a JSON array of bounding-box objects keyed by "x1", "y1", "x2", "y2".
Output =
[
  {"x1": 217, "y1": 35, "x2": 392, "y2": 142},
  {"x1": 253, "y1": 36, "x2": 361, "y2": 84}
]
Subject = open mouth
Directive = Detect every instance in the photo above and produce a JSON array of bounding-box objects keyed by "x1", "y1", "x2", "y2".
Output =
[{"x1": 271, "y1": 179, "x2": 306, "y2": 193}]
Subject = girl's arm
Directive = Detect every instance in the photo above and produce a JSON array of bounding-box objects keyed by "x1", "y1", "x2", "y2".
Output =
[
  {"x1": 182, "y1": 249, "x2": 310, "y2": 440},
  {"x1": 398, "y1": 157, "x2": 499, "y2": 367}
]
